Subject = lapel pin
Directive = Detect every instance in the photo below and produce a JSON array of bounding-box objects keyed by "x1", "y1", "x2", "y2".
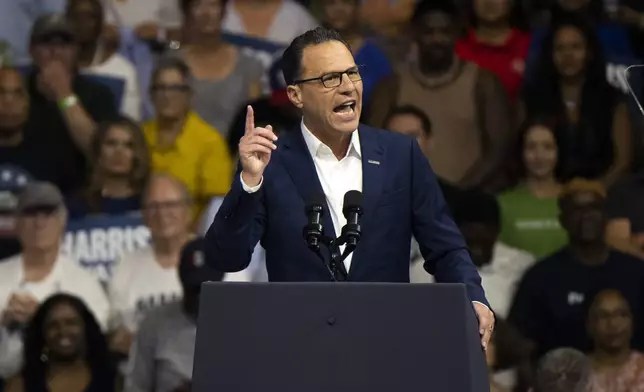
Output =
[{"x1": 368, "y1": 160, "x2": 380, "y2": 165}]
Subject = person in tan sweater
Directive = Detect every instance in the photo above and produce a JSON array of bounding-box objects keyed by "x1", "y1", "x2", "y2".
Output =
[{"x1": 367, "y1": 1, "x2": 514, "y2": 193}]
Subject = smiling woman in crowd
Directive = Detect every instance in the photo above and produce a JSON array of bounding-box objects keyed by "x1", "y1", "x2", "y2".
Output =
[
  {"x1": 521, "y1": 15, "x2": 632, "y2": 186},
  {"x1": 498, "y1": 117, "x2": 567, "y2": 259},
  {"x1": 4, "y1": 294, "x2": 116, "y2": 392},
  {"x1": 66, "y1": 117, "x2": 151, "y2": 219}
]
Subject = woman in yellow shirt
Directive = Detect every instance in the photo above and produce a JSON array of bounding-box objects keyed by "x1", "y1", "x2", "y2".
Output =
[{"x1": 143, "y1": 57, "x2": 233, "y2": 221}]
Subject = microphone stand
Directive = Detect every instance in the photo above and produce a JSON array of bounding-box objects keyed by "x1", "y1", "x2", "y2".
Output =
[
  {"x1": 304, "y1": 221, "x2": 361, "y2": 282},
  {"x1": 318, "y1": 219, "x2": 361, "y2": 281},
  {"x1": 319, "y1": 234, "x2": 350, "y2": 282}
]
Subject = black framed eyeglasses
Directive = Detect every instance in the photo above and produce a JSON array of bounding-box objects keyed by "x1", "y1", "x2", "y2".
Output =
[{"x1": 293, "y1": 66, "x2": 362, "y2": 88}]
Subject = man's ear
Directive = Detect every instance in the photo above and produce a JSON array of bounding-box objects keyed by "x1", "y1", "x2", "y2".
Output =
[{"x1": 287, "y1": 85, "x2": 303, "y2": 109}]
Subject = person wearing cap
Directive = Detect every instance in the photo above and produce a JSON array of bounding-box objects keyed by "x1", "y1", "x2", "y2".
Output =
[
  {"x1": 508, "y1": 178, "x2": 644, "y2": 360},
  {"x1": 125, "y1": 237, "x2": 224, "y2": 392},
  {"x1": 0, "y1": 181, "x2": 109, "y2": 379},
  {"x1": 25, "y1": 13, "x2": 119, "y2": 194},
  {"x1": 0, "y1": 0, "x2": 67, "y2": 66}
]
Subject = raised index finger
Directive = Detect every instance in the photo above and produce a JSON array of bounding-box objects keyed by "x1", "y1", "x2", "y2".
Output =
[{"x1": 245, "y1": 105, "x2": 255, "y2": 135}]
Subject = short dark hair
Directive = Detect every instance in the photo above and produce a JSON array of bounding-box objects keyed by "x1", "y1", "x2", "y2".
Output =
[
  {"x1": 534, "y1": 348, "x2": 593, "y2": 392},
  {"x1": 451, "y1": 189, "x2": 500, "y2": 228},
  {"x1": 412, "y1": 0, "x2": 459, "y2": 25},
  {"x1": 180, "y1": 0, "x2": 229, "y2": 15},
  {"x1": 585, "y1": 287, "x2": 631, "y2": 324},
  {"x1": 281, "y1": 27, "x2": 351, "y2": 85},
  {"x1": 151, "y1": 56, "x2": 192, "y2": 87},
  {"x1": 384, "y1": 105, "x2": 432, "y2": 136}
]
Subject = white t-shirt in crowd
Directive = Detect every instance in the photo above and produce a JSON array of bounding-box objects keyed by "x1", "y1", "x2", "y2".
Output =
[
  {"x1": 103, "y1": 0, "x2": 182, "y2": 30},
  {"x1": 0, "y1": 253, "x2": 109, "y2": 378},
  {"x1": 221, "y1": 0, "x2": 319, "y2": 45},
  {"x1": 83, "y1": 53, "x2": 141, "y2": 121},
  {"x1": 410, "y1": 241, "x2": 536, "y2": 318},
  {"x1": 108, "y1": 246, "x2": 182, "y2": 333}
]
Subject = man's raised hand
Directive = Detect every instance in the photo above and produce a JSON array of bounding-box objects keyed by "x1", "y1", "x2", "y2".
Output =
[{"x1": 239, "y1": 105, "x2": 277, "y2": 187}]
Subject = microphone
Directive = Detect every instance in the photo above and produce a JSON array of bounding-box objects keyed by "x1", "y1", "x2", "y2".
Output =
[
  {"x1": 303, "y1": 194, "x2": 326, "y2": 252},
  {"x1": 341, "y1": 190, "x2": 363, "y2": 249}
]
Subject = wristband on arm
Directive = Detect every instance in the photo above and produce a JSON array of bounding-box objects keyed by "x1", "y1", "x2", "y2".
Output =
[{"x1": 57, "y1": 95, "x2": 79, "y2": 111}]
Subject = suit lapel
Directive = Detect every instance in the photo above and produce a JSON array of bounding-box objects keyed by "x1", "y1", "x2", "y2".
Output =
[
  {"x1": 351, "y1": 125, "x2": 386, "y2": 270},
  {"x1": 280, "y1": 128, "x2": 337, "y2": 238}
]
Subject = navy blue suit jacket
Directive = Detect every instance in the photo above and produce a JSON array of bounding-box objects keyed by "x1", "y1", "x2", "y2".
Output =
[{"x1": 205, "y1": 124, "x2": 488, "y2": 306}]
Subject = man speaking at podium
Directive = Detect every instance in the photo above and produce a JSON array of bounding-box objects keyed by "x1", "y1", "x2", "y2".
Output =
[{"x1": 205, "y1": 27, "x2": 494, "y2": 348}]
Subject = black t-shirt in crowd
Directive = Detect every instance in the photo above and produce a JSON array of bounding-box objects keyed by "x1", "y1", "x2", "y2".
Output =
[
  {"x1": 0, "y1": 138, "x2": 81, "y2": 260},
  {"x1": 24, "y1": 71, "x2": 118, "y2": 193},
  {"x1": 508, "y1": 248, "x2": 644, "y2": 358}
]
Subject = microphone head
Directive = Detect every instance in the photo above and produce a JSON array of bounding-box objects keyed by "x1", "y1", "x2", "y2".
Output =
[
  {"x1": 343, "y1": 190, "x2": 363, "y2": 216},
  {"x1": 305, "y1": 193, "x2": 326, "y2": 214}
]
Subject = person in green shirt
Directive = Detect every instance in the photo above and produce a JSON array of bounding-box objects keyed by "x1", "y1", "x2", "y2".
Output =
[{"x1": 498, "y1": 117, "x2": 567, "y2": 258}]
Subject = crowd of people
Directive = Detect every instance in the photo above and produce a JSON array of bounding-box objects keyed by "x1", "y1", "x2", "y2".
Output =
[{"x1": 1, "y1": 0, "x2": 644, "y2": 391}]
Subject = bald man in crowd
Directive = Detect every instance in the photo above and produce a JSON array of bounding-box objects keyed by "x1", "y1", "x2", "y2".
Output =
[{"x1": 107, "y1": 174, "x2": 194, "y2": 358}]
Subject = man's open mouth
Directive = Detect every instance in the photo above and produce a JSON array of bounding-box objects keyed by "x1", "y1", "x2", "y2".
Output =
[{"x1": 333, "y1": 100, "x2": 356, "y2": 114}]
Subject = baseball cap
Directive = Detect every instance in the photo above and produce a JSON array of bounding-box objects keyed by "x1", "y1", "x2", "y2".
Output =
[
  {"x1": 16, "y1": 181, "x2": 64, "y2": 214},
  {"x1": 179, "y1": 238, "x2": 225, "y2": 289},
  {"x1": 30, "y1": 13, "x2": 75, "y2": 45}
]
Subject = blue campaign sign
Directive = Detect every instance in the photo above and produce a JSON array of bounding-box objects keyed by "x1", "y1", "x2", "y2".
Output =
[{"x1": 61, "y1": 213, "x2": 150, "y2": 282}]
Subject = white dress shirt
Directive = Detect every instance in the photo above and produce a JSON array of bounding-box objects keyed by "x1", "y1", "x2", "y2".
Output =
[{"x1": 241, "y1": 122, "x2": 362, "y2": 272}]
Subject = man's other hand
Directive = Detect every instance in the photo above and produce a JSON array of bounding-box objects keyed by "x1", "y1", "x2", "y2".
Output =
[{"x1": 474, "y1": 302, "x2": 495, "y2": 350}]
